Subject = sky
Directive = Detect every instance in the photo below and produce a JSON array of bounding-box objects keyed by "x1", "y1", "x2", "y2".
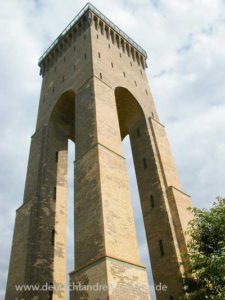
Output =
[{"x1": 0, "y1": 0, "x2": 225, "y2": 299}]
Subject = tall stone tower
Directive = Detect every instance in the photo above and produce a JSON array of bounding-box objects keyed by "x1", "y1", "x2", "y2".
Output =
[{"x1": 5, "y1": 3, "x2": 193, "y2": 300}]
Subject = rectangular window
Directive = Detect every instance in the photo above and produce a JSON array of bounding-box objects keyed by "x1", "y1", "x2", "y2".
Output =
[
  {"x1": 143, "y1": 158, "x2": 147, "y2": 169},
  {"x1": 51, "y1": 229, "x2": 55, "y2": 246},
  {"x1": 159, "y1": 240, "x2": 164, "y2": 256},
  {"x1": 53, "y1": 187, "x2": 56, "y2": 200},
  {"x1": 150, "y1": 195, "x2": 155, "y2": 208},
  {"x1": 49, "y1": 283, "x2": 53, "y2": 300},
  {"x1": 137, "y1": 128, "x2": 140, "y2": 137}
]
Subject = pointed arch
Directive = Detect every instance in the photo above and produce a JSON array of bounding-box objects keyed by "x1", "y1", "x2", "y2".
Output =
[{"x1": 115, "y1": 87, "x2": 145, "y2": 140}]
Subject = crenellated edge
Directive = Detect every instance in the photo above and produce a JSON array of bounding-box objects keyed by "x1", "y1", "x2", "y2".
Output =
[{"x1": 38, "y1": 3, "x2": 148, "y2": 76}]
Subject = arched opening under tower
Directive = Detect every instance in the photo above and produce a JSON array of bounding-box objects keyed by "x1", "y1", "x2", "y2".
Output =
[
  {"x1": 49, "y1": 89, "x2": 76, "y2": 298},
  {"x1": 48, "y1": 87, "x2": 156, "y2": 299},
  {"x1": 115, "y1": 87, "x2": 156, "y2": 299},
  {"x1": 50, "y1": 89, "x2": 75, "y2": 142}
]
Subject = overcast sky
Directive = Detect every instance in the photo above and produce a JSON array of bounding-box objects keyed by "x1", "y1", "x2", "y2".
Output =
[{"x1": 1, "y1": 0, "x2": 225, "y2": 299}]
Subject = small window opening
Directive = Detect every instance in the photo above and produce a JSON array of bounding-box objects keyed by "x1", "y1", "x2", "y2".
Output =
[
  {"x1": 100, "y1": 73, "x2": 102, "y2": 79},
  {"x1": 143, "y1": 158, "x2": 147, "y2": 169},
  {"x1": 150, "y1": 195, "x2": 155, "y2": 208},
  {"x1": 51, "y1": 229, "x2": 55, "y2": 246},
  {"x1": 137, "y1": 128, "x2": 140, "y2": 137},
  {"x1": 49, "y1": 282, "x2": 53, "y2": 300},
  {"x1": 55, "y1": 152, "x2": 58, "y2": 162},
  {"x1": 159, "y1": 240, "x2": 164, "y2": 256},
  {"x1": 53, "y1": 187, "x2": 56, "y2": 200}
]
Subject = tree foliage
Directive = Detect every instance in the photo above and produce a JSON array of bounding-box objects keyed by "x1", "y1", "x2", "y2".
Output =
[{"x1": 181, "y1": 197, "x2": 225, "y2": 299}]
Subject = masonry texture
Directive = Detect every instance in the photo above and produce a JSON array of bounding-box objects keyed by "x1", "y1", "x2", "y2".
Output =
[{"x1": 5, "y1": 3, "x2": 193, "y2": 300}]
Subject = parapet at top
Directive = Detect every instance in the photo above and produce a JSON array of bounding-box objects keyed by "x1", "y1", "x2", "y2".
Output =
[{"x1": 38, "y1": 2, "x2": 147, "y2": 65}]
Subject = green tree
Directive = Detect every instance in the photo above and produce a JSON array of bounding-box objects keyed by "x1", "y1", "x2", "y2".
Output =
[{"x1": 181, "y1": 197, "x2": 225, "y2": 300}]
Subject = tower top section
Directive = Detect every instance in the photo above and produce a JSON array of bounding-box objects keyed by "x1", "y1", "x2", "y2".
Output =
[{"x1": 38, "y1": 2, "x2": 147, "y2": 68}]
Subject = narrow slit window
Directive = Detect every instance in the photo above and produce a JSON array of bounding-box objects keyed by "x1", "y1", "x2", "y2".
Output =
[
  {"x1": 49, "y1": 282, "x2": 53, "y2": 300},
  {"x1": 100, "y1": 73, "x2": 102, "y2": 79},
  {"x1": 143, "y1": 158, "x2": 147, "y2": 169},
  {"x1": 97, "y1": 34, "x2": 99, "y2": 39},
  {"x1": 53, "y1": 187, "x2": 56, "y2": 200},
  {"x1": 137, "y1": 128, "x2": 140, "y2": 137},
  {"x1": 98, "y1": 52, "x2": 101, "y2": 58},
  {"x1": 84, "y1": 53, "x2": 87, "y2": 59},
  {"x1": 150, "y1": 195, "x2": 155, "y2": 208},
  {"x1": 123, "y1": 72, "x2": 126, "y2": 78},
  {"x1": 135, "y1": 81, "x2": 137, "y2": 87},
  {"x1": 51, "y1": 229, "x2": 55, "y2": 246},
  {"x1": 49, "y1": 289, "x2": 53, "y2": 300},
  {"x1": 159, "y1": 240, "x2": 164, "y2": 256}
]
